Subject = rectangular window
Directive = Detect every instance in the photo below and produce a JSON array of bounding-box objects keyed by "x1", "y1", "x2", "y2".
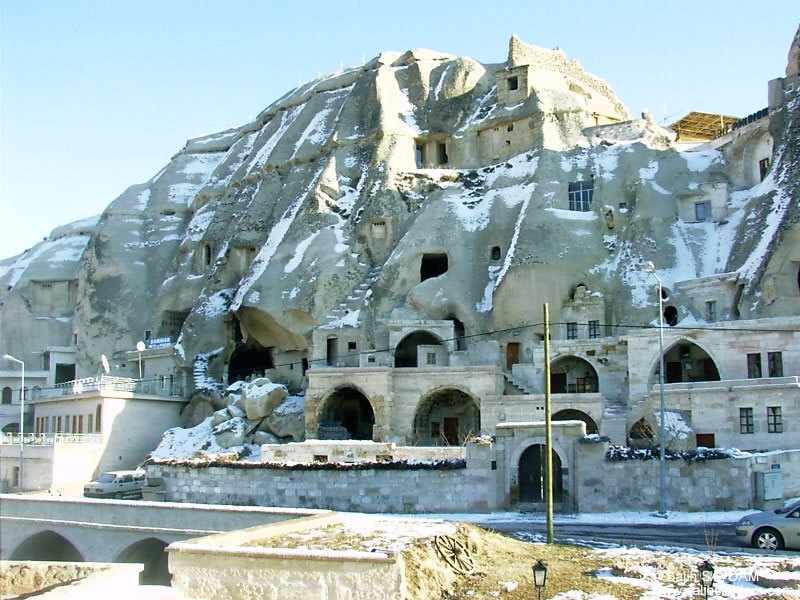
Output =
[
  {"x1": 618, "y1": 202, "x2": 627, "y2": 211},
  {"x1": 57, "y1": 416, "x2": 62, "y2": 433},
  {"x1": 41, "y1": 352, "x2": 50, "y2": 371},
  {"x1": 768, "y1": 352, "x2": 783, "y2": 377},
  {"x1": 87, "y1": 414, "x2": 93, "y2": 434},
  {"x1": 695, "y1": 201, "x2": 711, "y2": 221},
  {"x1": 575, "y1": 378, "x2": 590, "y2": 393},
  {"x1": 566, "y1": 322, "x2": 578, "y2": 340},
  {"x1": 78, "y1": 415, "x2": 83, "y2": 434},
  {"x1": 759, "y1": 157, "x2": 770, "y2": 181},
  {"x1": 348, "y1": 341, "x2": 357, "y2": 351},
  {"x1": 508, "y1": 76, "x2": 519, "y2": 91},
  {"x1": 568, "y1": 181, "x2": 594, "y2": 212},
  {"x1": 588, "y1": 320, "x2": 600, "y2": 339},
  {"x1": 739, "y1": 408, "x2": 754, "y2": 434},
  {"x1": 431, "y1": 421, "x2": 441, "y2": 438},
  {"x1": 747, "y1": 353, "x2": 762, "y2": 378},
  {"x1": 705, "y1": 300, "x2": 717, "y2": 322},
  {"x1": 767, "y1": 406, "x2": 782, "y2": 433},
  {"x1": 426, "y1": 352, "x2": 437, "y2": 365}
]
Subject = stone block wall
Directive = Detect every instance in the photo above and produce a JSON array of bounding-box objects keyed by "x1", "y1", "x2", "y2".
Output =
[
  {"x1": 147, "y1": 454, "x2": 501, "y2": 514},
  {"x1": 573, "y1": 442, "x2": 800, "y2": 513}
]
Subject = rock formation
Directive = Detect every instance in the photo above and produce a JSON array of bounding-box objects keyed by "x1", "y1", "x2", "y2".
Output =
[{"x1": 1, "y1": 35, "x2": 797, "y2": 447}]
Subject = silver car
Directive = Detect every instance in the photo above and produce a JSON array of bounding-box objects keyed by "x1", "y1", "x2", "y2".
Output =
[{"x1": 736, "y1": 499, "x2": 800, "y2": 550}]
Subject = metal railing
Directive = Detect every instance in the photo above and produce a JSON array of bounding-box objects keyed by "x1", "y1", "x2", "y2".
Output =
[
  {"x1": 37, "y1": 375, "x2": 187, "y2": 400},
  {"x1": 0, "y1": 433, "x2": 103, "y2": 445}
]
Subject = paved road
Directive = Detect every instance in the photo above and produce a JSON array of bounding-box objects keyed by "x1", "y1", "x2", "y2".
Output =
[{"x1": 473, "y1": 519, "x2": 796, "y2": 555}]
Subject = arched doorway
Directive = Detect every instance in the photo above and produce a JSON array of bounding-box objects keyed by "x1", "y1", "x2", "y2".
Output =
[
  {"x1": 553, "y1": 409, "x2": 598, "y2": 435},
  {"x1": 11, "y1": 531, "x2": 84, "y2": 561},
  {"x1": 550, "y1": 356, "x2": 598, "y2": 393},
  {"x1": 412, "y1": 388, "x2": 480, "y2": 446},
  {"x1": 394, "y1": 331, "x2": 443, "y2": 367},
  {"x1": 318, "y1": 387, "x2": 375, "y2": 440},
  {"x1": 519, "y1": 444, "x2": 563, "y2": 503},
  {"x1": 116, "y1": 538, "x2": 170, "y2": 585},
  {"x1": 652, "y1": 341, "x2": 721, "y2": 385}
]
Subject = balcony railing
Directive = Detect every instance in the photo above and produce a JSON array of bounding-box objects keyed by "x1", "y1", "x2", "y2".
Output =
[
  {"x1": 0, "y1": 433, "x2": 103, "y2": 445},
  {"x1": 36, "y1": 375, "x2": 187, "y2": 400}
]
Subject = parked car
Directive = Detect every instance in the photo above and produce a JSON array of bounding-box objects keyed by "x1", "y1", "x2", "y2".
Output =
[
  {"x1": 83, "y1": 470, "x2": 146, "y2": 499},
  {"x1": 735, "y1": 499, "x2": 800, "y2": 550}
]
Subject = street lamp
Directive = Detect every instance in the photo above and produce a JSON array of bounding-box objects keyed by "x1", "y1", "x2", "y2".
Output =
[
  {"x1": 532, "y1": 560, "x2": 547, "y2": 600},
  {"x1": 698, "y1": 560, "x2": 714, "y2": 599},
  {"x1": 136, "y1": 341, "x2": 146, "y2": 379},
  {"x1": 3, "y1": 354, "x2": 25, "y2": 490},
  {"x1": 642, "y1": 261, "x2": 667, "y2": 517}
]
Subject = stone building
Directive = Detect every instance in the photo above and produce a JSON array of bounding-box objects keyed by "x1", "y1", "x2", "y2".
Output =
[{"x1": 1, "y1": 30, "x2": 799, "y2": 498}]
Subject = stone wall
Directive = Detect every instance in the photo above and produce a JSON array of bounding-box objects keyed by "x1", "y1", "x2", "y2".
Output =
[
  {"x1": 147, "y1": 443, "x2": 501, "y2": 513},
  {"x1": 573, "y1": 442, "x2": 800, "y2": 513}
]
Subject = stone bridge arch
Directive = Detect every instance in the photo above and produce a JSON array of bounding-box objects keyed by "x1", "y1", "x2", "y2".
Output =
[
  {"x1": 10, "y1": 530, "x2": 84, "y2": 562},
  {"x1": 115, "y1": 537, "x2": 170, "y2": 585}
]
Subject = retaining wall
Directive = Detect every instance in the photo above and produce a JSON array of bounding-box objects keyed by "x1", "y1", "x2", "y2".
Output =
[{"x1": 146, "y1": 443, "x2": 501, "y2": 513}]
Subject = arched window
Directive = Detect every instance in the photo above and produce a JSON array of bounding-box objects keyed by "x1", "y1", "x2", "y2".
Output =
[{"x1": 1, "y1": 387, "x2": 11, "y2": 405}]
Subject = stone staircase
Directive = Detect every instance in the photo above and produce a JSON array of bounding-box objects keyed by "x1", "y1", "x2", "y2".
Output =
[
  {"x1": 322, "y1": 264, "x2": 382, "y2": 327},
  {"x1": 600, "y1": 400, "x2": 628, "y2": 445},
  {"x1": 503, "y1": 370, "x2": 535, "y2": 395}
]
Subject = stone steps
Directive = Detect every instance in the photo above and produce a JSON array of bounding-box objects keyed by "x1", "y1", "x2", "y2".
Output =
[
  {"x1": 503, "y1": 371, "x2": 535, "y2": 395},
  {"x1": 322, "y1": 265, "x2": 382, "y2": 326}
]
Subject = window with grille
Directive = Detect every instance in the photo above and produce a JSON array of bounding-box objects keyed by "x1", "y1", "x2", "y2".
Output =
[
  {"x1": 566, "y1": 322, "x2": 577, "y2": 340},
  {"x1": 739, "y1": 408, "x2": 753, "y2": 434},
  {"x1": 747, "y1": 353, "x2": 762, "y2": 378},
  {"x1": 568, "y1": 181, "x2": 593, "y2": 212},
  {"x1": 768, "y1": 352, "x2": 783, "y2": 377},
  {"x1": 767, "y1": 406, "x2": 782, "y2": 433},
  {"x1": 705, "y1": 301, "x2": 716, "y2": 322},
  {"x1": 695, "y1": 201, "x2": 711, "y2": 221}
]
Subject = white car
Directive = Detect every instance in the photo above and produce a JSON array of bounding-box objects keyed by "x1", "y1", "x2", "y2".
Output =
[
  {"x1": 735, "y1": 499, "x2": 800, "y2": 550},
  {"x1": 83, "y1": 470, "x2": 145, "y2": 499}
]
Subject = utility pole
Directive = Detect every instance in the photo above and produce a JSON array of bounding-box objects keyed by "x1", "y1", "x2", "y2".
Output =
[{"x1": 543, "y1": 304, "x2": 554, "y2": 543}]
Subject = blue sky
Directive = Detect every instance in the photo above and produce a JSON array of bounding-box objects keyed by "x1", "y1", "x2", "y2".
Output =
[{"x1": 1, "y1": 1, "x2": 797, "y2": 259}]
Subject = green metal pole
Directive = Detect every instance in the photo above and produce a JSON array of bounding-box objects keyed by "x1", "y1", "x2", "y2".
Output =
[{"x1": 543, "y1": 304, "x2": 554, "y2": 544}]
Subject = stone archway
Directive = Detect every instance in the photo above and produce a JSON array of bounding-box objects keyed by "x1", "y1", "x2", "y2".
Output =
[
  {"x1": 318, "y1": 387, "x2": 375, "y2": 440},
  {"x1": 394, "y1": 331, "x2": 444, "y2": 367},
  {"x1": 412, "y1": 388, "x2": 480, "y2": 446},
  {"x1": 550, "y1": 356, "x2": 598, "y2": 393},
  {"x1": 518, "y1": 444, "x2": 563, "y2": 503},
  {"x1": 11, "y1": 530, "x2": 84, "y2": 562},
  {"x1": 651, "y1": 340, "x2": 721, "y2": 385},
  {"x1": 553, "y1": 409, "x2": 598, "y2": 435},
  {"x1": 115, "y1": 538, "x2": 170, "y2": 585}
]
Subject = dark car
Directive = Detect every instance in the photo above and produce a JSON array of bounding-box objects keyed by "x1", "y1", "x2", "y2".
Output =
[{"x1": 736, "y1": 499, "x2": 800, "y2": 550}]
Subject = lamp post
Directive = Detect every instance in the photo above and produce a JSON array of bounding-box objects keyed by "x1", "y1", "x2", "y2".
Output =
[
  {"x1": 136, "y1": 341, "x2": 146, "y2": 379},
  {"x1": 698, "y1": 560, "x2": 714, "y2": 599},
  {"x1": 532, "y1": 560, "x2": 547, "y2": 600},
  {"x1": 3, "y1": 354, "x2": 25, "y2": 490},
  {"x1": 642, "y1": 261, "x2": 667, "y2": 517}
]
